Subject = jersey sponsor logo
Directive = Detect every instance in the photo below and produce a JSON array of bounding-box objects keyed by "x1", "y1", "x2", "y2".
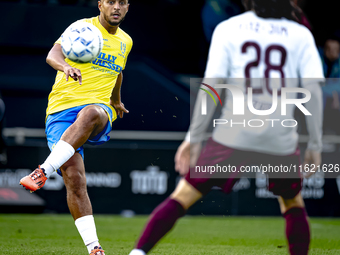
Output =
[
  {"x1": 91, "y1": 52, "x2": 123, "y2": 73},
  {"x1": 90, "y1": 66, "x2": 116, "y2": 76},
  {"x1": 95, "y1": 52, "x2": 117, "y2": 63}
]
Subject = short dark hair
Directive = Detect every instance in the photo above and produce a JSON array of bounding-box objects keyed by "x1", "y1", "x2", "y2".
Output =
[{"x1": 246, "y1": 0, "x2": 298, "y2": 21}]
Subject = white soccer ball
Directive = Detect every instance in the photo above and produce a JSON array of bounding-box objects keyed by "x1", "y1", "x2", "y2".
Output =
[{"x1": 61, "y1": 21, "x2": 103, "y2": 63}]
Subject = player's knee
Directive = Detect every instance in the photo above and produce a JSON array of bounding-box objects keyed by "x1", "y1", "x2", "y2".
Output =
[
  {"x1": 170, "y1": 179, "x2": 202, "y2": 210},
  {"x1": 81, "y1": 106, "x2": 105, "y2": 125},
  {"x1": 278, "y1": 193, "x2": 305, "y2": 214},
  {"x1": 61, "y1": 167, "x2": 86, "y2": 189}
]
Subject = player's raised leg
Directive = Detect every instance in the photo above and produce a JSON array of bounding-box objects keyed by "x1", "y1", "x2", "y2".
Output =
[
  {"x1": 278, "y1": 193, "x2": 310, "y2": 255},
  {"x1": 129, "y1": 178, "x2": 202, "y2": 255},
  {"x1": 19, "y1": 105, "x2": 108, "y2": 192}
]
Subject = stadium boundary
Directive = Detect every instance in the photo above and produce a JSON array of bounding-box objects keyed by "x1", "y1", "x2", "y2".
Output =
[{"x1": 3, "y1": 128, "x2": 340, "y2": 143}]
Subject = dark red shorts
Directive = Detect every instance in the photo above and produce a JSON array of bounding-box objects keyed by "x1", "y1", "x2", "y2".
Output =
[{"x1": 185, "y1": 138, "x2": 302, "y2": 199}]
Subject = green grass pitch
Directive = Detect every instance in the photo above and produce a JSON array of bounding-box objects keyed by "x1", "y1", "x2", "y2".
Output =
[{"x1": 1, "y1": 214, "x2": 340, "y2": 254}]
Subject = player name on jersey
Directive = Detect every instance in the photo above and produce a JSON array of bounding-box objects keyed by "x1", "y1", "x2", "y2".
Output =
[{"x1": 239, "y1": 22, "x2": 288, "y2": 36}]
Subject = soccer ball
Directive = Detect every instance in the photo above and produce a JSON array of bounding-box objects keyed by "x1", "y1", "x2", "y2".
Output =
[{"x1": 61, "y1": 21, "x2": 103, "y2": 63}]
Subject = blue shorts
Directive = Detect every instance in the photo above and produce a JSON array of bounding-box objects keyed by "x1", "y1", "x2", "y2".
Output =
[{"x1": 45, "y1": 104, "x2": 113, "y2": 174}]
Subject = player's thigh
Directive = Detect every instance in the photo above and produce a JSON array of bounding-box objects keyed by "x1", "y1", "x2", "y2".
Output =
[
  {"x1": 188, "y1": 138, "x2": 248, "y2": 192},
  {"x1": 76, "y1": 105, "x2": 109, "y2": 138},
  {"x1": 170, "y1": 178, "x2": 203, "y2": 210},
  {"x1": 60, "y1": 152, "x2": 86, "y2": 189},
  {"x1": 278, "y1": 192, "x2": 305, "y2": 214}
]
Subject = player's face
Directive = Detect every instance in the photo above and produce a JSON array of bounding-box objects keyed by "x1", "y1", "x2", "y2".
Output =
[
  {"x1": 324, "y1": 39, "x2": 340, "y2": 62},
  {"x1": 98, "y1": 0, "x2": 129, "y2": 27}
]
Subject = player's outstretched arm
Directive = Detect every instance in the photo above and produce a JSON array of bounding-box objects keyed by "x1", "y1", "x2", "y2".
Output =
[
  {"x1": 46, "y1": 44, "x2": 82, "y2": 85},
  {"x1": 304, "y1": 82, "x2": 323, "y2": 178},
  {"x1": 110, "y1": 72, "x2": 129, "y2": 118},
  {"x1": 298, "y1": 28, "x2": 325, "y2": 178}
]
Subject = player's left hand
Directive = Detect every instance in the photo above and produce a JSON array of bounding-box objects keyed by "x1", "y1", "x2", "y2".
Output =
[
  {"x1": 303, "y1": 149, "x2": 321, "y2": 178},
  {"x1": 111, "y1": 101, "x2": 129, "y2": 118}
]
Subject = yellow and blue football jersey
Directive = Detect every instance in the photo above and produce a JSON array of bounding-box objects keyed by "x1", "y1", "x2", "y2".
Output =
[{"x1": 46, "y1": 16, "x2": 133, "y2": 122}]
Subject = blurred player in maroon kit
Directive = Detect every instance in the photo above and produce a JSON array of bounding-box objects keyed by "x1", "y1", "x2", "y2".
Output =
[{"x1": 129, "y1": 0, "x2": 324, "y2": 254}]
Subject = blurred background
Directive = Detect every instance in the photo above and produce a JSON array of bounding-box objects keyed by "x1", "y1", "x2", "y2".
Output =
[{"x1": 0, "y1": 0, "x2": 340, "y2": 217}]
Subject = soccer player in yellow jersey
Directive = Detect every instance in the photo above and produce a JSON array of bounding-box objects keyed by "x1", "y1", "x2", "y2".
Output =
[{"x1": 20, "y1": 1, "x2": 131, "y2": 254}]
